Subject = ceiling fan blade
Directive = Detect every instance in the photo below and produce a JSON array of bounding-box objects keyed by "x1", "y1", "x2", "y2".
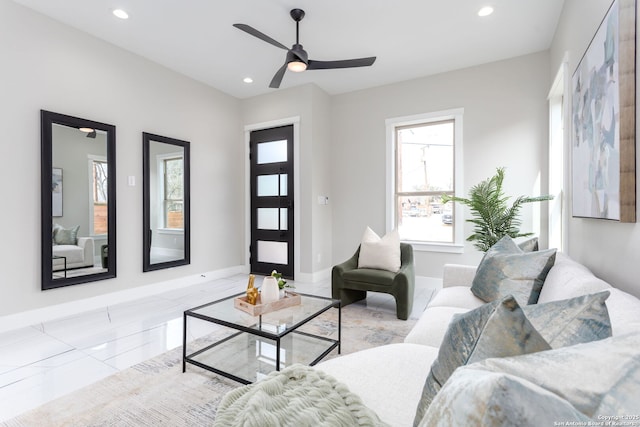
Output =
[
  {"x1": 269, "y1": 63, "x2": 288, "y2": 88},
  {"x1": 307, "y1": 57, "x2": 376, "y2": 70},
  {"x1": 233, "y1": 23, "x2": 288, "y2": 50}
]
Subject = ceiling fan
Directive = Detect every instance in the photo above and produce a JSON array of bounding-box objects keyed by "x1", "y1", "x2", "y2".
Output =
[{"x1": 233, "y1": 8, "x2": 376, "y2": 89}]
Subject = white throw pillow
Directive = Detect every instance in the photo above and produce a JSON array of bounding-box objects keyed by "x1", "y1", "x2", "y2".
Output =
[{"x1": 357, "y1": 227, "x2": 401, "y2": 272}]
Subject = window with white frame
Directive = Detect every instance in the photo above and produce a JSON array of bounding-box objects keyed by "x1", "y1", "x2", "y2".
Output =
[{"x1": 386, "y1": 109, "x2": 464, "y2": 252}]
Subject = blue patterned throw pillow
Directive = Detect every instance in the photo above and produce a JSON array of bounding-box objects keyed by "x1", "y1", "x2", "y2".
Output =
[
  {"x1": 471, "y1": 236, "x2": 556, "y2": 305},
  {"x1": 420, "y1": 333, "x2": 640, "y2": 426},
  {"x1": 413, "y1": 295, "x2": 551, "y2": 426},
  {"x1": 522, "y1": 291, "x2": 612, "y2": 348}
]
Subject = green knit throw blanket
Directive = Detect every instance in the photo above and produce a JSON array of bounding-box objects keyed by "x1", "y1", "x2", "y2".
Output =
[{"x1": 213, "y1": 364, "x2": 389, "y2": 427}]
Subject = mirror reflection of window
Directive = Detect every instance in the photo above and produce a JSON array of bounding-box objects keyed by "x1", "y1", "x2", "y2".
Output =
[
  {"x1": 143, "y1": 132, "x2": 190, "y2": 272},
  {"x1": 163, "y1": 156, "x2": 184, "y2": 229},
  {"x1": 149, "y1": 145, "x2": 186, "y2": 265}
]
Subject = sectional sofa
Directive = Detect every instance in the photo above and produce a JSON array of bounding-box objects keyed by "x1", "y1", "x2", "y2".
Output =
[{"x1": 316, "y1": 250, "x2": 640, "y2": 426}]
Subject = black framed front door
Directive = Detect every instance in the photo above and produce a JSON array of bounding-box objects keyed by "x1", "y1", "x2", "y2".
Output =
[{"x1": 250, "y1": 125, "x2": 294, "y2": 279}]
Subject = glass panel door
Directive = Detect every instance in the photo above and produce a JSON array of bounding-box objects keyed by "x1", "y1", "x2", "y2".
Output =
[{"x1": 250, "y1": 125, "x2": 294, "y2": 278}]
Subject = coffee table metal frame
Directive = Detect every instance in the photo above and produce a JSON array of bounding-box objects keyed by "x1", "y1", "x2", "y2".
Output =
[
  {"x1": 52, "y1": 255, "x2": 67, "y2": 278},
  {"x1": 182, "y1": 292, "x2": 341, "y2": 384}
]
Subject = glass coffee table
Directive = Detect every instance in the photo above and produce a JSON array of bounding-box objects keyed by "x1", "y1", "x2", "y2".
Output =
[{"x1": 182, "y1": 292, "x2": 341, "y2": 384}]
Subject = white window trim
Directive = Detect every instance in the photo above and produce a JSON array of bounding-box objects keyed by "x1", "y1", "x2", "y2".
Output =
[
  {"x1": 547, "y1": 53, "x2": 570, "y2": 253},
  {"x1": 385, "y1": 108, "x2": 465, "y2": 253},
  {"x1": 156, "y1": 151, "x2": 184, "y2": 230},
  {"x1": 88, "y1": 154, "x2": 107, "y2": 238}
]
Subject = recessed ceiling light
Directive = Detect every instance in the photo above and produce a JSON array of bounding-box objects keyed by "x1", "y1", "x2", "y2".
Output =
[
  {"x1": 243, "y1": 77, "x2": 254, "y2": 84},
  {"x1": 113, "y1": 9, "x2": 129, "y2": 19},
  {"x1": 478, "y1": 6, "x2": 494, "y2": 17}
]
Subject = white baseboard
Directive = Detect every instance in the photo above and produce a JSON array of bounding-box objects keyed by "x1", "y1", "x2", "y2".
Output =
[{"x1": 0, "y1": 265, "x2": 245, "y2": 334}]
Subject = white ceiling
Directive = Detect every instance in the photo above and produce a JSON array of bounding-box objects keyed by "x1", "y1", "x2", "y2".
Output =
[{"x1": 11, "y1": 0, "x2": 565, "y2": 99}]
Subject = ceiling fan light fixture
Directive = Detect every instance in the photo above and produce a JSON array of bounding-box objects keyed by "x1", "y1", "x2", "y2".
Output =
[{"x1": 287, "y1": 60, "x2": 307, "y2": 72}]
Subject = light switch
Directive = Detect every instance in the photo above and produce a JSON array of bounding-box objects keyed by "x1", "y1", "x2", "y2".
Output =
[{"x1": 128, "y1": 176, "x2": 136, "y2": 186}]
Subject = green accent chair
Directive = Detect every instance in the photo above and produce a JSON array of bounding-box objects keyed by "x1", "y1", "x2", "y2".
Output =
[{"x1": 332, "y1": 243, "x2": 415, "y2": 320}]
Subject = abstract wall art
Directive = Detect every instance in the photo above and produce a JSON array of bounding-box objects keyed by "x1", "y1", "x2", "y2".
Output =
[{"x1": 571, "y1": 0, "x2": 636, "y2": 222}]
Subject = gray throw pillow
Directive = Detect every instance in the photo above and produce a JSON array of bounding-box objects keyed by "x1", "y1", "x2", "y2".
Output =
[
  {"x1": 419, "y1": 364, "x2": 590, "y2": 427},
  {"x1": 517, "y1": 236, "x2": 539, "y2": 252},
  {"x1": 471, "y1": 236, "x2": 556, "y2": 305},
  {"x1": 423, "y1": 332, "x2": 640, "y2": 423},
  {"x1": 413, "y1": 295, "x2": 551, "y2": 426},
  {"x1": 522, "y1": 291, "x2": 612, "y2": 348},
  {"x1": 53, "y1": 225, "x2": 80, "y2": 245},
  {"x1": 52, "y1": 223, "x2": 63, "y2": 241}
]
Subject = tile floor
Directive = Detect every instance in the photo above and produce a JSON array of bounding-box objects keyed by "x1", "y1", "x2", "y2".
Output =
[{"x1": 0, "y1": 274, "x2": 440, "y2": 422}]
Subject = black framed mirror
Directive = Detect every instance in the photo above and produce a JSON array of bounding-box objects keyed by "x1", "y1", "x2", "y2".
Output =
[
  {"x1": 143, "y1": 132, "x2": 190, "y2": 272},
  {"x1": 41, "y1": 110, "x2": 116, "y2": 290}
]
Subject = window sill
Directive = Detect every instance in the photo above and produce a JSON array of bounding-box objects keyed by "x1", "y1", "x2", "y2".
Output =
[
  {"x1": 403, "y1": 241, "x2": 464, "y2": 254},
  {"x1": 157, "y1": 228, "x2": 184, "y2": 235}
]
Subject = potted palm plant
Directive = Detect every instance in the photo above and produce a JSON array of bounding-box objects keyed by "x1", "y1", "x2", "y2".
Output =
[{"x1": 442, "y1": 167, "x2": 553, "y2": 252}]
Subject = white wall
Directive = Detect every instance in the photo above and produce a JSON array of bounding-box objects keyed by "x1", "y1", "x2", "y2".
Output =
[
  {"x1": 330, "y1": 52, "x2": 552, "y2": 277},
  {"x1": 0, "y1": 0, "x2": 243, "y2": 316},
  {"x1": 550, "y1": 0, "x2": 640, "y2": 298},
  {"x1": 310, "y1": 86, "x2": 333, "y2": 275}
]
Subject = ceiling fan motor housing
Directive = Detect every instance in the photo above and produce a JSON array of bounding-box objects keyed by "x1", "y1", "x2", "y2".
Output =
[
  {"x1": 288, "y1": 44, "x2": 308, "y2": 64},
  {"x1": 290, "y1": 9, "x2": 305, "y2": 22}
]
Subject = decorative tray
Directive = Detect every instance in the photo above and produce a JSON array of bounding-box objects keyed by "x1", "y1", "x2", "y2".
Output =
[{"x1": 234, "y1": 291, "x2": 301, "y2": 316}]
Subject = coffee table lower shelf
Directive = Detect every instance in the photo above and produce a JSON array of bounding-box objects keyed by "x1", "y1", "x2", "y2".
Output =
[{"x1": 184, "y1": 330, "x2": 339, "y2": 384}]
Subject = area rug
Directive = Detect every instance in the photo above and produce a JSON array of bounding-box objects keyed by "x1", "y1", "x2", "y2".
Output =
[{"x1": 3, "y1": 300, "x2": 425, "y2": 427}]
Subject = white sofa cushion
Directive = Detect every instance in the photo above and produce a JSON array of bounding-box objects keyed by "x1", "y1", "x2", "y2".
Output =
[
  {"x1": 316, "y1": 343, "x2": 438, "y2": 427},
  {"x1": 427, "y1": 286, "x2": 486, "y2": 310},
  {"x1": 442, "y1": 264, "x2": 477, "y2": 288},
  {"x1": 538, "y1": 253, "x2": 611, "y2": 303},
  {"x1": 607, "y1": 288, "x2": 640, "y2": 336},
  {"x1": 52, "y1": 245, "x2": 85, "y2": 264},
  {"x1": 404, "y1": 306, "x2": 470, "y2": 347}
]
